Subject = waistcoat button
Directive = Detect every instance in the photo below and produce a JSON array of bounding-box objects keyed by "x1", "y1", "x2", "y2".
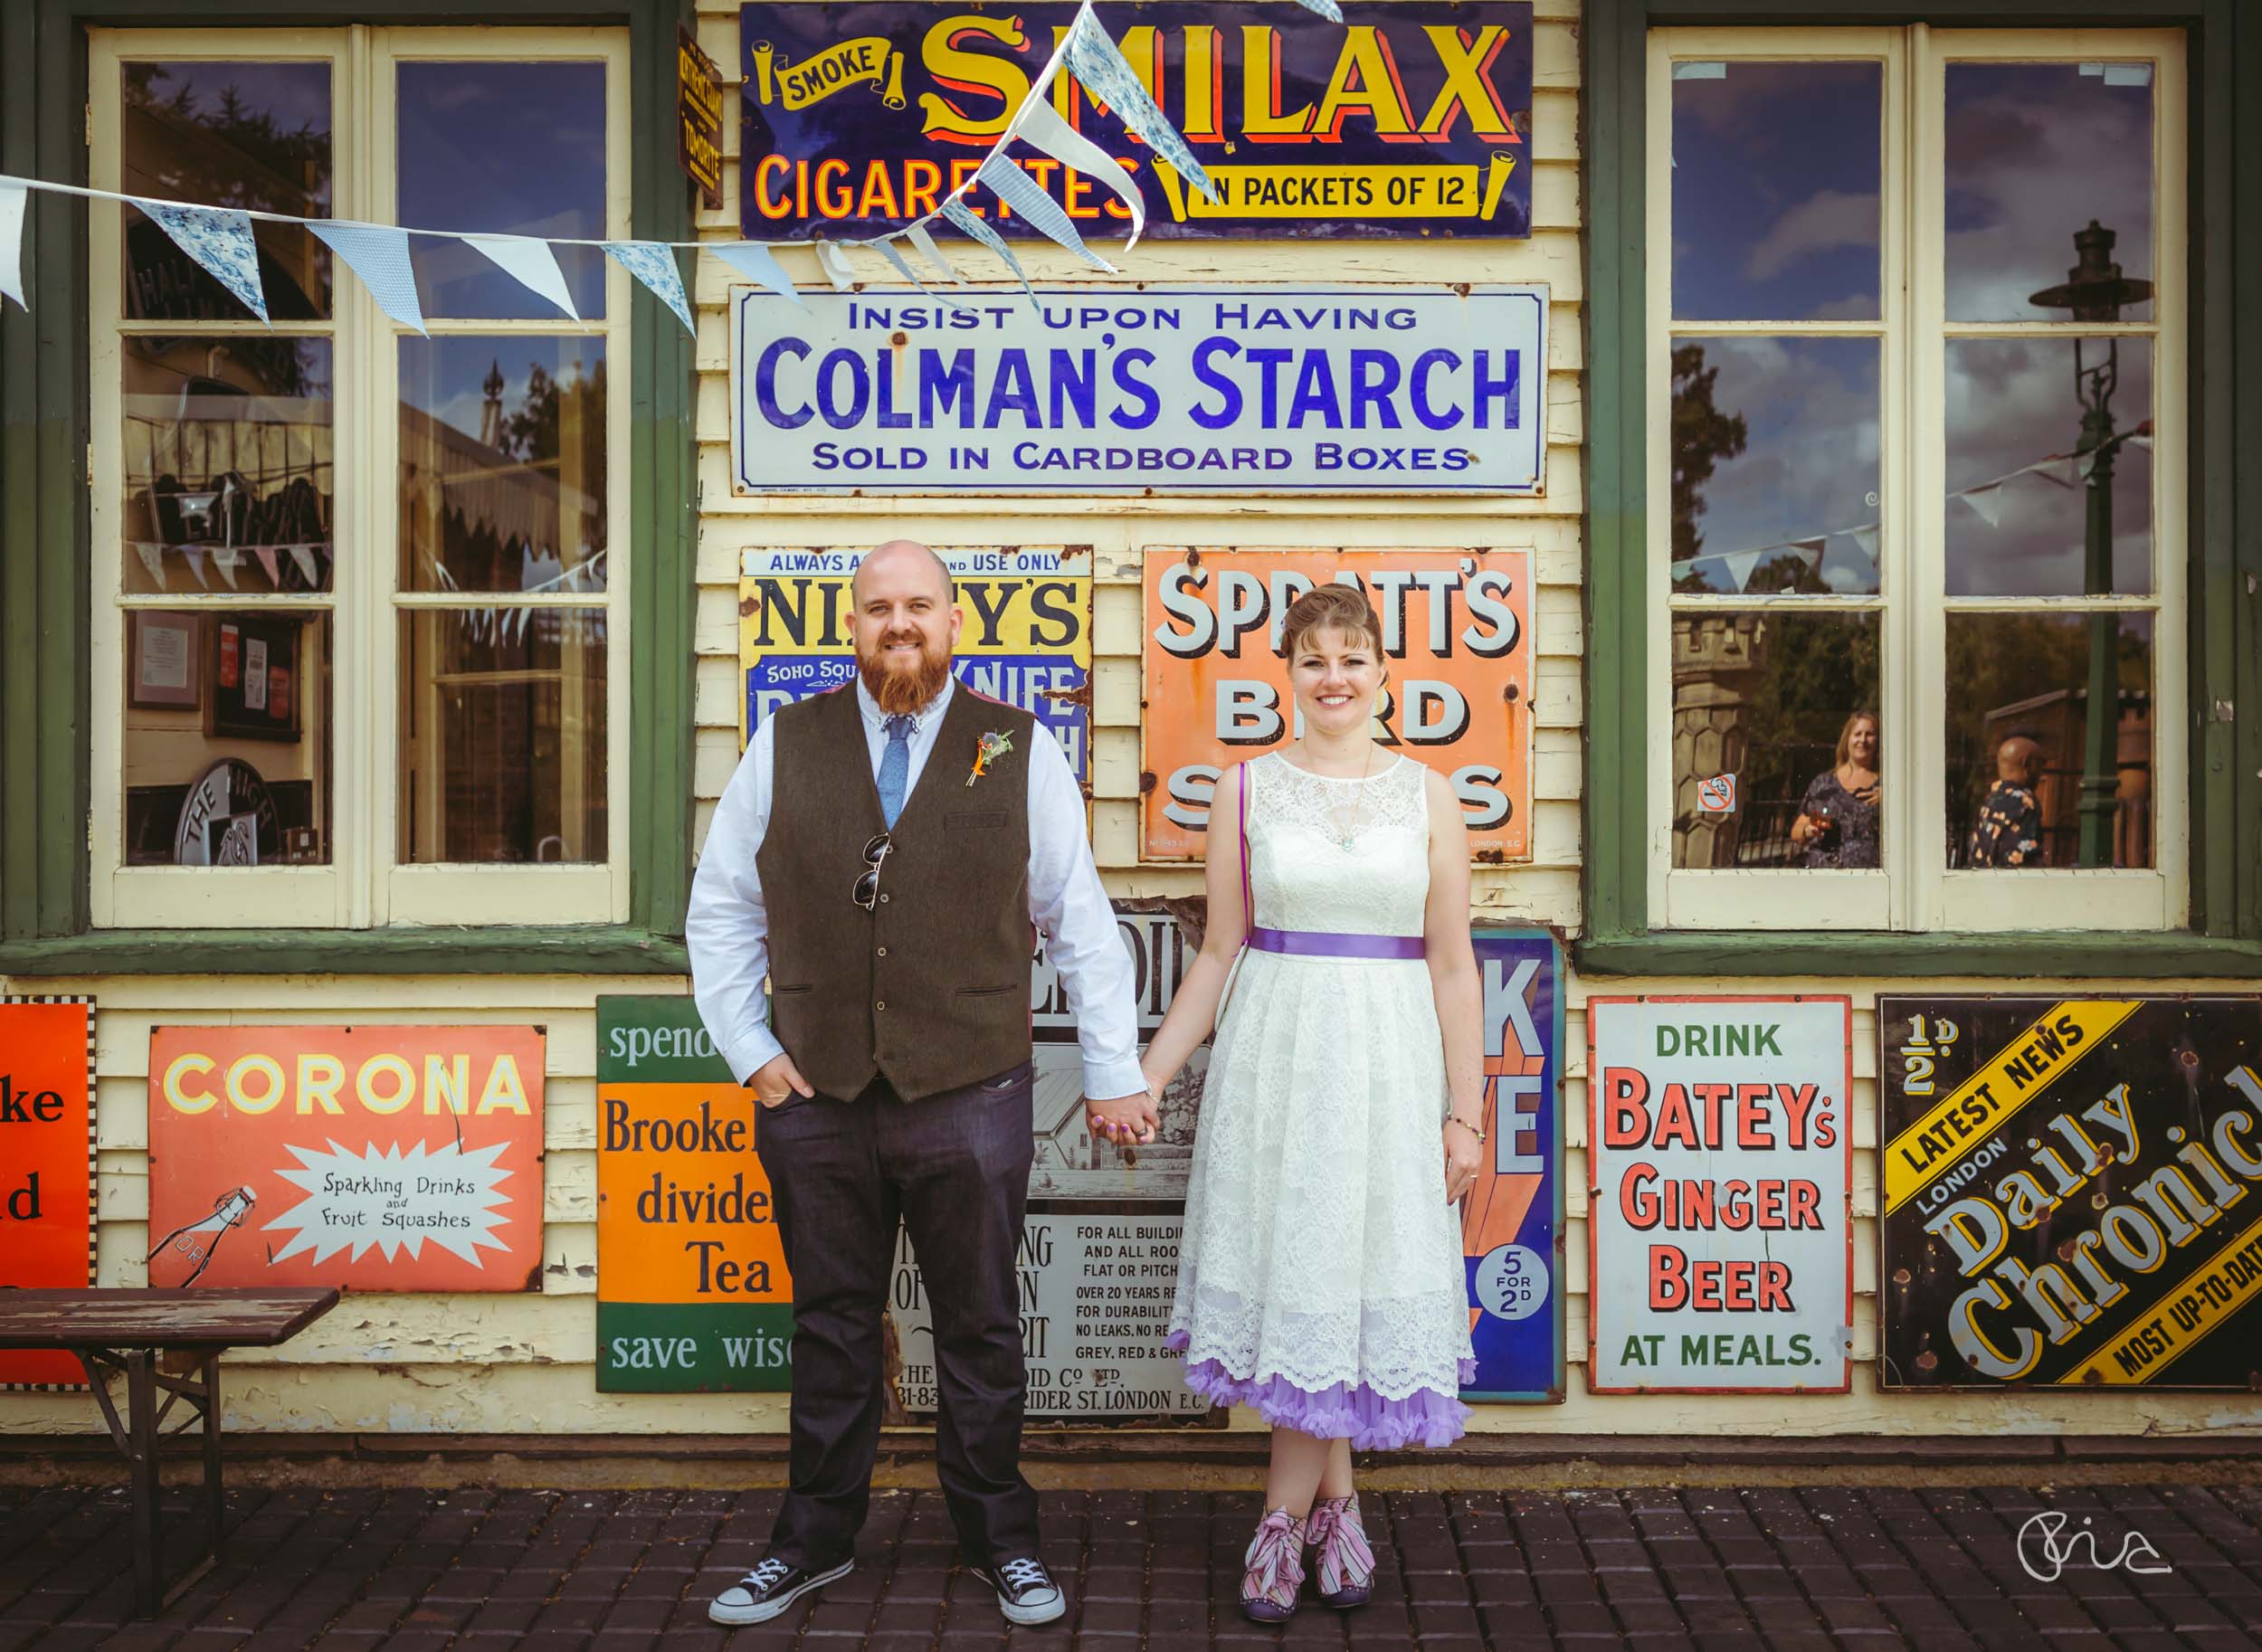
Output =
[
  {"x1": 876, "y1": 1001, "x2": 886, "y2": 1011},
  {"x1": 877, "y1": 946, "x2": 888, "y2": 957}
]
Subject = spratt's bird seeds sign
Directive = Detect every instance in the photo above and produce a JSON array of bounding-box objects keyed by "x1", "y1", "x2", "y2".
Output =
[
  {"x1": 597, "y1": 998, "x2": 794, "y2": 1392},
  {"x1": 1586, "y1": 997, "x2": 1853, "y2": 1393},
  {"x1": 728, "y1": 286, "x2": 1548, "y2": 495},
  {"x1": 1879, "y1": 994, "x2": 2262, "y2": 1390},
  {"x1": 738, "y1": 3, "x2": 1535, "y2": 241}
]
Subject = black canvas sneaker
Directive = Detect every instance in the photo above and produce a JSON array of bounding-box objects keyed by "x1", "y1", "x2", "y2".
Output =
[
  {"x1": 971, "y1": 1554, "x2": 1067, "y2": 1626},
  {"x1": 707, "y1": 1554, "x2": 853, "y2": 1625}
]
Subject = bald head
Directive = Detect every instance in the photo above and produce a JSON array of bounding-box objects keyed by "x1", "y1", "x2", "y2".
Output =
[
  {"x1": 1997, "y1": 736, "x2": 2043, "y2": 786},
  {"x1": 853, "y1": 539, "x2": 952, "y2": 605}
]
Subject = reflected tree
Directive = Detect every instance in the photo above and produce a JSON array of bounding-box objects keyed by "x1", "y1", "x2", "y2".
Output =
[{"x1": 1670, "y1": 342, "x2": 1749, "y2": 584}]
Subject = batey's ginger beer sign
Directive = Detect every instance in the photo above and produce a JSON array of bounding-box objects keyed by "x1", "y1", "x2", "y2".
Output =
[
  {"x1": 596, "y1": 998, "x2": 794, "y2": 1392},
  {"x1": 146, "y1": 1025, "x2": 545, "y2": 1292},
  {"x1": 738, "y1": 3, "x2": 1535, "y2": 241}
]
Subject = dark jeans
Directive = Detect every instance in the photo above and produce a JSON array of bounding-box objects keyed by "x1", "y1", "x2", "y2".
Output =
[{"x1": 754, "y1": 1060, "x2": 1039, "y2": 1571}]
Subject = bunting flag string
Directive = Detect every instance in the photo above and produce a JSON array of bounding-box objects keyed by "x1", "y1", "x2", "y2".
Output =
[{"x1": 0, "y1": 0, "x2": 1338, "y2": 318}]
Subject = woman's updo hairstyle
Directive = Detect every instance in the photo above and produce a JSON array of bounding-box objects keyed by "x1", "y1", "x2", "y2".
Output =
[{"x1": 1279, "y1": 582, "x2": 1386, "y2": 666}]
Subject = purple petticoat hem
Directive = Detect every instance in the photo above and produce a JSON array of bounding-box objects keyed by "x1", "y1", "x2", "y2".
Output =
[{"x1": 1164, "y1": 1332, "x2": 1477, "y2": 1450}]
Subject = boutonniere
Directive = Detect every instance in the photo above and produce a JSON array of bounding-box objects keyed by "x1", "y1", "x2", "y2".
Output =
[{"x1": 966, "y1": 729, "x2": 1014, "y2": 787}]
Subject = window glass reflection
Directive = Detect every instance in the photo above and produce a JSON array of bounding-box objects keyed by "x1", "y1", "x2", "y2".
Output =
[
  {"x1": 398, "y1": 609, "x2": 607, "y2": 864},
  {"x1": 125, "y1": 611, "x2": 331, "y2": 865},
  {"x1": 1944, "y1": 62, "x2": 2154, "y2": 323},
  {"x1": 1670, "y1": 337, "x2": 1881, "y2": 595},
  {"x1": 122, "y1": 61, "x2": 330, "y2": 320},
  {"x1": 1671, "y1": 61, "x2": 1881, "y2": 322},
  {"x1": 399, "y1": 338, "x2": 607, "y2": 594},
  {"x1": 1945, "y1": 612, "x2": 2153, "y2": 869},
  {"x1": 397, "y1": 62, "x2": 607, "y2": 319},
  {"x1": 1671, "y1": 611, "x2": 1880, "y2": 869},
  {"x1": 1945, "y1": 338, "x2": 2151, "y2": 597},
  {"x1": 123, "y1": 336, "x2": 334, "y2": 595}
]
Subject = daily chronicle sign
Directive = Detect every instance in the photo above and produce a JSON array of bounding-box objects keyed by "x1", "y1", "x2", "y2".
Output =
[{"x1": 730, "y1": 286, "x2": 1548, "y2": 495}]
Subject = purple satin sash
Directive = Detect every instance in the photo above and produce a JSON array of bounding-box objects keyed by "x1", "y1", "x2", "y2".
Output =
[{"x1": 1248, "y1": 926, "x2": 1426, "y2": 961}]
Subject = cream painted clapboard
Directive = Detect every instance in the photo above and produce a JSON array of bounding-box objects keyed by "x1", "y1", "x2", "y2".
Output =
[{"x1": 11, "y1": 0, "x2": 2262, "y2": 1441}]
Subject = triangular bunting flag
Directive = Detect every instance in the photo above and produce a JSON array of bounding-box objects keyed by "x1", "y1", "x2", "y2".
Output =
[
  {"x1": 183, "y1": 548, "x2": 209, "y2": 590},
  {"x1": 977, "y1": 157, "x2": 1116, "y2": 271},
  {"x1": 1842, "y1": 525, "x2": 1880, "y2": 566},
  {"x1": 289, "y1": 545, "x2": 319, "y2": 588},
  {"x1": 940, "y1": 200, "x2": 1035, "y2": 306},
  {"x1": 134, "y1": 542, "x2": 166, "y2": 586},
  {"x1": 1788, "y1": 536, "x2": 1827, "y2": 565},
  {"x1": 137, "y1": 198, "x2": 269, "y2": 322},
  {"x1": 1014, "y1": 100, "x2": 1146, "y2": 250},
  {"x1": 903, "y1": 222, "x2": 960, "y2": 285},
  {"x1": 309, "y1": 221, "x2": 424, "y2": 334},
  {"x1": 709, "y1": 242, "x2": 803, "y2": 305},
  {"x1": 1717, "y1": 548, "x2": 1763, "y2": 592},
  {"x1": 1063, "y1": 7, "x2": 1218, "y2": 204},
  {"x1": 0, "y1": 180, "x2": 26, "y2": 311},
  {"x1": 213, "y1": 548, "x2": 242, "y2": 589},
  {"x1": 254, "y1": 546, "x2": 280, "y2": 587},
  {"x1": 465, "y1": 233, "x2": 579, "y2": 320},
  {"x1": 1290, "y1": 0, "x2": 1345, "y2": 19},
  {"x1": 871, "y1": 238, "x2": 936, "y2": 296},
  {"x1": 604, "y1": 241, "x2": 696, "y2": 336},
  {"x1": 813, "y1": 240, "x2": 860, "y2": 291},
  {"x1": 1960, "y1": 483, "x2": 2002, "y2": 527}
]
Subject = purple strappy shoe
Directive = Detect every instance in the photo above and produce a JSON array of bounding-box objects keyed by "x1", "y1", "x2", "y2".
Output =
[
  {"x1": 1306, "y1": 1494, "x2": 1375, "y2": 1609},
  {"x1": 1240, "y1": 1506, "x2": 1307, "y2": 1622}
]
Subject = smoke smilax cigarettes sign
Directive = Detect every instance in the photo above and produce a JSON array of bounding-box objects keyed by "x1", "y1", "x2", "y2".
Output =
[
  {"x1": 147, "y1": 1026, "x2": 545, "y2": 1292},
  {"x1": 596, "y1": 998, "x2": 794, "y2": 1392},
  {"x1": 1586, "y1": 997, "x2": 1853, "y2": 1394},
  {"x1": 0, "y1": 997, "x2": 94, "y2": 1389}
]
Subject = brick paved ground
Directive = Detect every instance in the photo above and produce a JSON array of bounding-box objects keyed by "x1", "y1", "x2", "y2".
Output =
[{"x1": 5, "y1": 1481, "x2": 2262, "y2": 1652}]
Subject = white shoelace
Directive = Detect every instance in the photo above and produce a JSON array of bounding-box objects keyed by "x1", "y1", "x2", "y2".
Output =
[
  {"x1": 738, "y1": 1557, "x2": 792, "y2": 1594},
  {"x1": 995, "y1": 1557, "x2": 1051, "y2": 1593}
]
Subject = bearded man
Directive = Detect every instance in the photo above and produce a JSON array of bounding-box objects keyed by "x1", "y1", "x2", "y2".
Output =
[{"x1": 687, "y1": 540, "x2": 1157, "y2": 1627}]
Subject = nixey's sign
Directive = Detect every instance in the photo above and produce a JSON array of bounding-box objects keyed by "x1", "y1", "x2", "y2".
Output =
[
  {"x1": 1879, "y1": 995, "x2": 2262, "y2": 1389},
  {"x1": 738, "y1": 3, "x2": 1535, "y2": 240},
  {"x1": 728, "y1": 286, "x2": 1548, "y2": 495}
]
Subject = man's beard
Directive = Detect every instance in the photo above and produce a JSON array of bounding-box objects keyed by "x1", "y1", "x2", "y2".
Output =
[{"x1": 857, "y1": 633, "x2": 953, "y2": 716}]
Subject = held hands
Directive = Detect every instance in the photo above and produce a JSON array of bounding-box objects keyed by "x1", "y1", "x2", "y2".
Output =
[
  {"x1": 1442, "y1": 1113, "x2": 1484, "y2": 1203},
  {"x1": 746, "y1": 1052, "x2": 815, "y2": 1109},
  {"x1": 1088, "y1": 1073, "x2": 1164, "y2": 1147}
]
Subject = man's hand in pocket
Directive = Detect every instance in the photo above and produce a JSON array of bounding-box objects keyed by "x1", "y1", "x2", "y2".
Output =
[{"x1": 747, "y1": 1053, "x2": 815, "y2": 1109}]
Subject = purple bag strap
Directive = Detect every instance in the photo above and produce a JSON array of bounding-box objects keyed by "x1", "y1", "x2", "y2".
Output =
[{"x1": 1237, "y1": 760, "x2": 1253, "y2": 931}]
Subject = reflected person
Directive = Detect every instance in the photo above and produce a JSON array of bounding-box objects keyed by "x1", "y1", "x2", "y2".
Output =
[
  {"x1": 1789, "y1": 711, "x2": 1881, "y2": 869},
  {"x1": 1967, "y1": 735, "x2": 2045, "y2": 868}
]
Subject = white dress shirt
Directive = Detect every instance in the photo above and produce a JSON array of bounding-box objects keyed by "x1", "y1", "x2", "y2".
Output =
[{"x1": 687, "y1": 675, "x2": 1146, "y2": 1101}]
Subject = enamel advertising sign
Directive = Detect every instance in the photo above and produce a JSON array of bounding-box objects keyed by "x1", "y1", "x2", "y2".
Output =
[
  {"x1": 727, "y1": 285, "x2": 1550, "y2": 496},
  {"x1": 1140, "y1": 546, "x2": 1533, "y2": 860},
  {"x1": 597, "y1": 997, "x2": 794, "y2": 1392},
  {"x1": 738, "y1": 3, "x2": 1535, "y2": 241},
  {"x1": 0, "y1": 997, "x2": 95, "y2": 1389},
  {"x1": 1878, "y1": 995, "x2": 2262, "y2": 1389},
  {"x1": 1461, "y1": 931, "x2": 1563, "y2": 1402},
  {"x1": 1586, "y1": 997, "x2": 1854, "y2": 1394},
  {"x1": 146, "y1": 1026, "x2": 545, "y2": 1292},
  {"x1": 737, "y1": 546, "x2": 1091, "y2": 783}
]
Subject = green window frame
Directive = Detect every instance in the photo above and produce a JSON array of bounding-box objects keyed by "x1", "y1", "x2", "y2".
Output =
[
  {"x1": 1580, "y1": 0, "x2": 2262, "y2": 977},
  {"x1": 0, "y1": 0, "x2": 696, "y2": 974}
]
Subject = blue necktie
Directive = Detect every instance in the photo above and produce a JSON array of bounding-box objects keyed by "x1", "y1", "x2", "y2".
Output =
[{"x1": 878, "y1": 714, "x2": 915, "y2": 829}]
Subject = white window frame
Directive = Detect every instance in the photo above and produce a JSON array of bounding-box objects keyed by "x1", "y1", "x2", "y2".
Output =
[
  {"x1": 89, "y1": 24, "x2": 632, "y2": 931},
  {"x1": 1645, "y1": 24, "x2": 2187, "y2": 935}
]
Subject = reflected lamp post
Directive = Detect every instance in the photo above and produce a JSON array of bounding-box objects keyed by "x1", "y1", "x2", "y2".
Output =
[{"x1": 2029, "y1": 221, "x2": 2151, "y2": 868}]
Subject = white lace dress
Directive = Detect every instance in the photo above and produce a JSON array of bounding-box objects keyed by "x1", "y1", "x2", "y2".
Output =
[{"x1": 1164, "y1": 753, "x2": 1474, "y2": 1448}]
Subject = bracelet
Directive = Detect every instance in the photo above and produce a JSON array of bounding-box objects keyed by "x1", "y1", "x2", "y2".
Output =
[{"x1": 1446, "y1": 1114, "x2": 1487, "y2": 1144}]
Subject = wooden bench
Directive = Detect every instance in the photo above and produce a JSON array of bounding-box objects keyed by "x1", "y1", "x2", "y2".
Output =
[{"x1": 0, "y1": 1287, "x2": 338, "y2": 1614}]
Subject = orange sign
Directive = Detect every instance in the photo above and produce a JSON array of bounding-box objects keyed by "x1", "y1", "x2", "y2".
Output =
[
  {"x1": 1141, "y1": 547, "x2": 1533, "y2": 859},
  {"x1": 1, "y1": 998, "x2": 94, "y2": 1388},
  {"x1": 147, "y1": 1025, "x2": 545, "y2": 1293}
]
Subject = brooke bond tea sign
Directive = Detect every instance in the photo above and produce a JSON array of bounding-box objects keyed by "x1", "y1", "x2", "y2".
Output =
[
  {"x1": 597, "y1": 998, "x2": 794, "y2": 1392},
  {"x1": 1879, "y1": 995, "x2": 2262, "y2": 1389},
  {"x1": 1587, "y1": 997, "x2": 1853, "y2": 1393},
  {"x1": 738, "y1": 3, "x2": 1535, "y2": 241},
  {"x1": 728, "y1": 286, "x2": 1548, "y2": 496},
  {"x1": 0, "y1": 998, "x2": 95, "y2": 1389},
  {"x1": 147, "y1": 1026, "x2": 545, "y2": 1292},
  {"x1": 1141, "y1": 546, "x2": 1532, "y2": 861}
]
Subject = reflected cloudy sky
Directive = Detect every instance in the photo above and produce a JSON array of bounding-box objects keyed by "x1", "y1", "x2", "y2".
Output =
[{"x1": 1668, "y1": 56, "x2": 2158, "y2": 599}]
